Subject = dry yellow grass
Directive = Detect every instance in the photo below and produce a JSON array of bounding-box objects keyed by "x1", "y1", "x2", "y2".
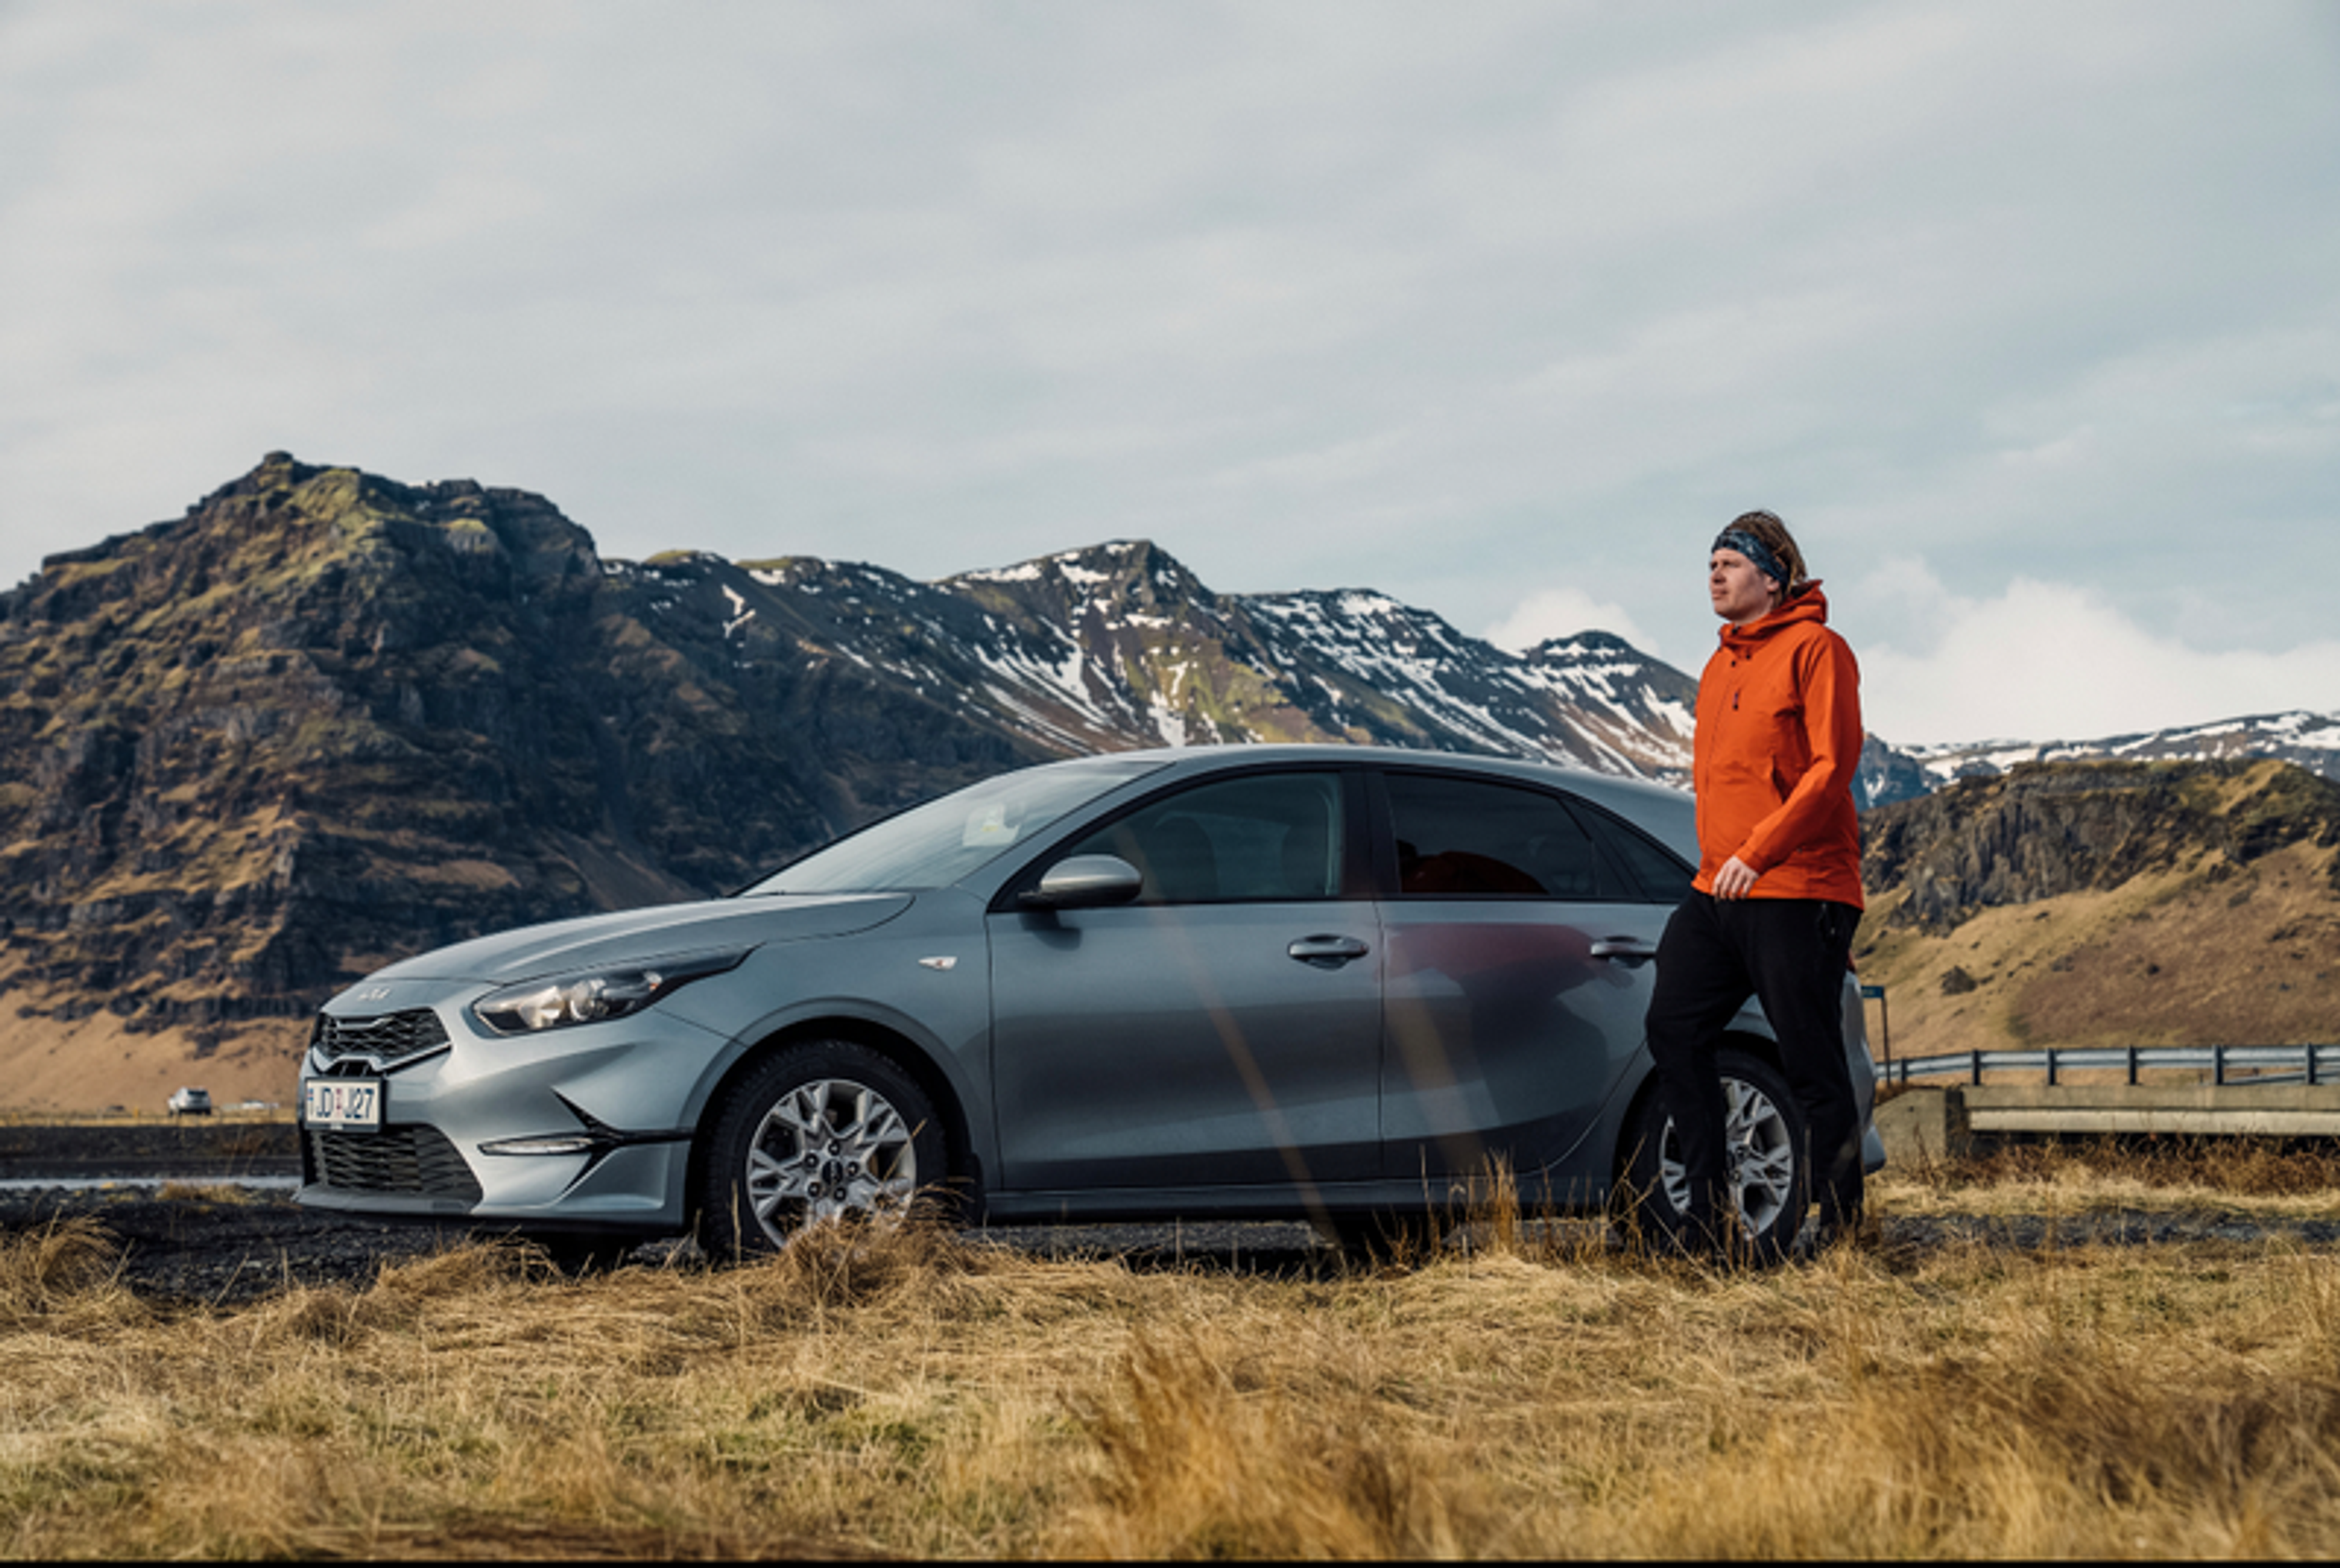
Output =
[{"x1": 6, "y1": 1155, "x2": 2340, "y2": 1558}]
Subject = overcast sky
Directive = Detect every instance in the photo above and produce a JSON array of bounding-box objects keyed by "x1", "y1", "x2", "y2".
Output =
[{"x1": 4, "y1": 2, "x2": 2336, "y2": 746}]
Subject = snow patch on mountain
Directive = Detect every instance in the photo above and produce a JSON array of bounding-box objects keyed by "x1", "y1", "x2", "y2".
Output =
[
  {"x1": 603, "y1": 539, "x2": 2331, "y2": 807},
  {"x1": 1857, "y1": 709, "x2": 2340, "y2": 807}
]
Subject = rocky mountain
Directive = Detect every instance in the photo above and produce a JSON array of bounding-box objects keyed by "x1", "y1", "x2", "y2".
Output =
[
  {"x1": 723, "y1": 544, "x2": 1698, "y2": 776},
  {"x1": 1852, "y1": 758, "x2": 2340, "y2": 1063},
  {"x1": 4, "y1": 451, "x2": 2331, "y2": 1107},
  {"x1": 0, "y1": 454, "x2": 1697, "y2": 1104},
  {"x1": 0, "y1": 456, "x2": 1050, "y2": 1101}
]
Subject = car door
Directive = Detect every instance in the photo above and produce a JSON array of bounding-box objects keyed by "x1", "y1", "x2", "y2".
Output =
[
  {"x1": 1374, "y1": 768, "x2": 1682, "y2": 1185},
  {"x1": 987, "y1": 768, "x2": 1381, "y2": 1193}
]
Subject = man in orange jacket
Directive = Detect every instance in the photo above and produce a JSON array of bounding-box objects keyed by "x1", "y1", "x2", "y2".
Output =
[{"x1": 1644, "y1": 509, "x2": 1866, "y2": 1260}]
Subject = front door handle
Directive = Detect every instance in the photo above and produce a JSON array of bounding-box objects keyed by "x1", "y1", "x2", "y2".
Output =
[
  {"x1": 1288, "y1": 934, "x2": 1370, "y2": 969},
  {"x1": 1589, "y1": 936, "x2": 1656, "y2": 965}
]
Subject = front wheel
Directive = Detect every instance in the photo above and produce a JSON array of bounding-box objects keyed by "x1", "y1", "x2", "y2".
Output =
[
  {"x1": 1622, "y1": 1048, "x2": 1808, "y2": 1264},
  {"x1": 696, "y1": 1041, "x2": 949, "y2": 1259}
]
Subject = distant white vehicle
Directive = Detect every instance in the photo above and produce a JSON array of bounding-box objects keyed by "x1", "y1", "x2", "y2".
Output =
[{"x1": 167, "y1": 1086, "x2": 212, "y2": 1116}]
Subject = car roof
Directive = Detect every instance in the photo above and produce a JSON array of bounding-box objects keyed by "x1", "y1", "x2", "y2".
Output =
[
  {"x1": 1063, "y1": 743, "x2": 1687, "y2": 811},
  {"x1": 1016, "y1": 743, "x2": 1695, "y2": 858}
]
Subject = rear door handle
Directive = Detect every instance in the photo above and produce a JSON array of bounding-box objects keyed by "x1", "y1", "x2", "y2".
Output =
[
  {"x1": 1589, "y1": 936, "x2": 1656, "y2": 965},
  {"x1": 1288, "y1": 934, "x2": 1370, "y2": 969}
]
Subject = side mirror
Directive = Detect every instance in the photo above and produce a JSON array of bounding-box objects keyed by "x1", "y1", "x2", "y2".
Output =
[{"x1": 1022, "y1": 854, "x2": 1144, "y2": 909}]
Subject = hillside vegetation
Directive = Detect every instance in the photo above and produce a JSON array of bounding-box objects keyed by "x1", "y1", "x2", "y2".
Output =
[{"x1": 1856, "y1": 759, "x2": 2340, "y2": 1062}]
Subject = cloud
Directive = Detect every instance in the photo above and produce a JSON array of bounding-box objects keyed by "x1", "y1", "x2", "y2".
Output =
[
  {"x1": 1484, "y1": 587, "x2": 1648, "y2": 654},
  {"x1": 1847, "y1": 562, "x2": 2340, "y2": 745},
  {"x1": 0, "y1": 0, "x2": 2333, "y2": 750}
]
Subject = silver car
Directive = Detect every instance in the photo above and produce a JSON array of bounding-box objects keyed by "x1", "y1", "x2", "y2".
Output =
[{"x1": 297, "y1": 746, "x2": 1882, "y2": 1260}]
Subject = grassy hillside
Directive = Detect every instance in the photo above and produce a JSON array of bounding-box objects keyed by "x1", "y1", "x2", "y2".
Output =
[{"x1": 1856, "y1": 759, "x2": 2340, "y2": 1062}]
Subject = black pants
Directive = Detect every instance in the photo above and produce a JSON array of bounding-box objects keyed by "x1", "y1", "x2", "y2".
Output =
[{"x1": 1644, "y1": 892, "x2": 1863, "y2": 1240}]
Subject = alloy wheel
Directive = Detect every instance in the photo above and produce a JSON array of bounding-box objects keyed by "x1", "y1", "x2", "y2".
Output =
[
  {"x1": 1658, "y1": 1076, "x2": 1798, "y2": 1238},
  {"x1": 742, "y1": 1077, "x2": 920, "y2": 1245}
]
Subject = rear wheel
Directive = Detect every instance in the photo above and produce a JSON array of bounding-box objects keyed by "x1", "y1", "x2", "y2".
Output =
[
  {"x1": 1622, "y1": 1048, "x2": 1807, "y2": 1264},
  {"x1": 696, "y1": 1040, "x2": 948, "y2": 1259}
]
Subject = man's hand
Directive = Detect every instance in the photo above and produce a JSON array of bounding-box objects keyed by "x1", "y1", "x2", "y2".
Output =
[{"x1": 1712, "y1": 855, "x2": 1760, "y2": 899}]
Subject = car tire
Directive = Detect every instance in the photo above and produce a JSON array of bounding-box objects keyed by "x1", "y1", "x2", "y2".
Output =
[
  {"x1": 696, "y1": 1040, "x2": 949, "y2": 1260},
  {"x1": 1620, "y1": 1047, "x2": 1808, "y2": 1265}
]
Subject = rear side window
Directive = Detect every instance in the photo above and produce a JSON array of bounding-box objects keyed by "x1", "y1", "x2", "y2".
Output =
[
  {"x1": 1581, "y1": 808, "x2": 1696, "y2": 903},
  {"x1": 1058, "y1": 772, "x2": 1344, "y2": 905},
  {"x1": 1383, "y1": 773, "x2": 1620, "y2": 900}
]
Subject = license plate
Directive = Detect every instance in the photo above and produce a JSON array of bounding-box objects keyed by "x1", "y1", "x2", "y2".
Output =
[{"x1": 303, "y1": 1078, "x2": 384, "y2": 1132}]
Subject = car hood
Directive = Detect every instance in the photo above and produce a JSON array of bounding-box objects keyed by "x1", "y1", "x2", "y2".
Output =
[{"x1": 356, "y1": 893, "x2": 913, "y2": 987}]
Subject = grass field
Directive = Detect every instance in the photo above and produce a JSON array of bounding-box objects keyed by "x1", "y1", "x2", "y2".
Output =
[{"x1": 7, "y1": 1144, "x2": 2340, "y2": 1558}]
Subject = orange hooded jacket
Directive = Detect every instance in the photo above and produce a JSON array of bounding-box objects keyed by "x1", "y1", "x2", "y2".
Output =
[{"x1": 1690, "y1": 585, "x2": 1865, "y2": 908}]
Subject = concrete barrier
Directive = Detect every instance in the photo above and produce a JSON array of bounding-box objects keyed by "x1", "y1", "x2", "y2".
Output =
[
  {"x1": 1960, "y1": 1083, "x2": 2340, "y2": 1138},
  {"x1": 1873, "y1": 1089, "x2": 1968, "y2": 1166},
  {"x1": 1870, "y1": 1084, "x2": 2340, "y2": 1166}
]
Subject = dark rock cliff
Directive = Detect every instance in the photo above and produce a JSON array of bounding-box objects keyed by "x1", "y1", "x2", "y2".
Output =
[
  {"x1": 0, "y1": 454, "x2": 1041, "y2": 1035},
  {"x1": 1859, "y1": 757, "x2": 2340, "y2": 931}
]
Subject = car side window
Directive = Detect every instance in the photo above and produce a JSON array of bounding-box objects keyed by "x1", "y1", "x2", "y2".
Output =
[
  {"x1": 1383, "y1": 773, "x2": 1616, "y2": 900},
  {"x1": 1575, "y1": 806, "x2": 1696, "y2": 904},
  {"x1": 1059, "y1": 773, "x2": 1343, "y2": 905}
]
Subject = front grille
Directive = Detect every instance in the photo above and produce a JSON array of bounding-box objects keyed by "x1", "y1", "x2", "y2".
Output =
[
  {"x1": 305, "y1": 1126, "x2": 482, "y2": 1202},
  {"x1": 313, "y1": 1009, "x2": 450, "y2": 1071}
]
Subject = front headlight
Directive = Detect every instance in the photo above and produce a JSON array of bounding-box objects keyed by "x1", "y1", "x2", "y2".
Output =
[{"x1": 471, "y1": 950, "x2": 748, "y2": 1035}]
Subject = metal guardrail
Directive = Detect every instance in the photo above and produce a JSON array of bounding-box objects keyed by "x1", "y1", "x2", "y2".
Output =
[{"x1": 1880, "y1": 1043, "x2": 2340, "y2": 1088}]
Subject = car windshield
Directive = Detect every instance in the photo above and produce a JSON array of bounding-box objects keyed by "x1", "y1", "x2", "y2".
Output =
[{"x1": 741, "y1": 758, "x2": 1167, "y2": 895}]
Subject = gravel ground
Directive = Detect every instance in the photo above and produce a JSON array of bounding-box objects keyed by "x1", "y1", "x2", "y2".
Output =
[
  {"x1": 0, "y1": 1186, "x2": 448, "y2": 1304},
  {"x1": 0, "y1": 1121, "x2": 1349, "y2": 1301},
  {"x1": 12, "y1": 1118, "x2": 2340, "y2": 1303},
  {"x1": 0, "y1": 1185, "x2": 1347, "y2": 1303},
  {"x1": 9, "y1": 1180, "x2": 2340, "y2": 1308}
]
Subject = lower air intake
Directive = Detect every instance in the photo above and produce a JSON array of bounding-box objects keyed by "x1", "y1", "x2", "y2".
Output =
[{"x1": 305, "y1": 1126, "x2": 482, "y2": 1202}]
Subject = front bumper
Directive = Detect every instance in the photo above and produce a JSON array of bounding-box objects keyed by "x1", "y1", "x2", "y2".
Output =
[{"x1": 295, "y1": 995, "x2": 730, "y2": 1233}]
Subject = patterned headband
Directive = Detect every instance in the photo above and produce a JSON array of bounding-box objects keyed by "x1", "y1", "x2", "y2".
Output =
[{"x1": 1712, "y1": 528, "x2": 1789, "y2": 587}]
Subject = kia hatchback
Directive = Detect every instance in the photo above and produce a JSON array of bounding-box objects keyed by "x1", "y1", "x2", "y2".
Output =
[{"x1": 297, "y1": 747, "x2": 1882, "y2": 1260}]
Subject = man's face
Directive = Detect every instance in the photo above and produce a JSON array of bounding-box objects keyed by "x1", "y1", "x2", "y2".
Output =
[{"x1": 1709, "y1": 548, "x2": 1779, "y2": 626}]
